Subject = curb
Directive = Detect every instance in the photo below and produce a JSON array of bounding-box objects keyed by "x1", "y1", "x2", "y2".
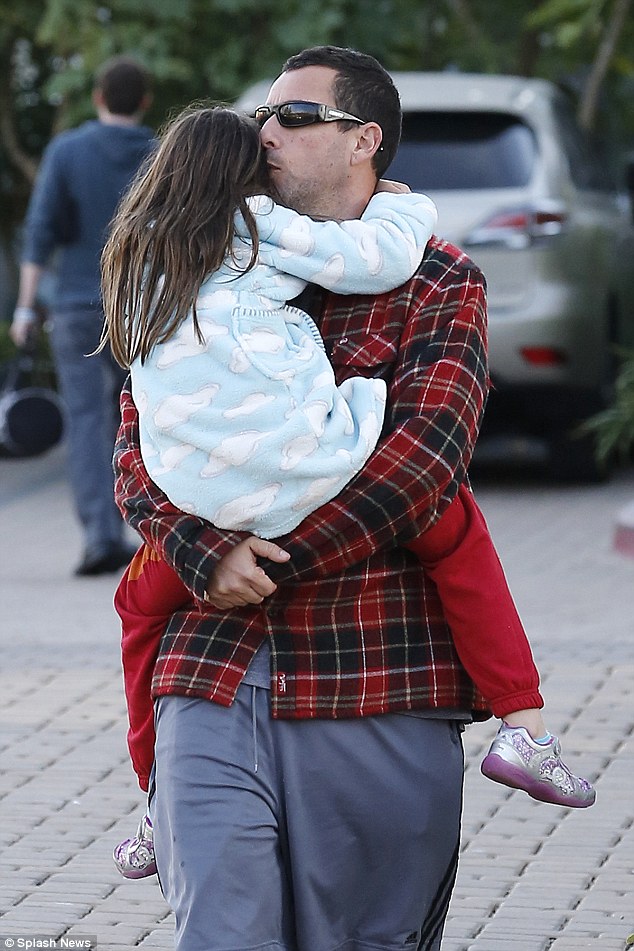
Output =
[{"x1": 614, "y1": 499, "x2": 634, "y2": 557}]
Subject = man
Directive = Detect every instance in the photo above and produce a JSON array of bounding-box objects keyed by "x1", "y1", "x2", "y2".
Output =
[
  {"x1": 114, "y1": 46, "x2": 489, "y2": 950},
  {"x1": 10, "y1": 56, "x2": 154, "y2": 575}
]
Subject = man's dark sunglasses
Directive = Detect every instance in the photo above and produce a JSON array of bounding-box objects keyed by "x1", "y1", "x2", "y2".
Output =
[{"x1": 253, "y1": 100, "x2": 364, "y2": 128}]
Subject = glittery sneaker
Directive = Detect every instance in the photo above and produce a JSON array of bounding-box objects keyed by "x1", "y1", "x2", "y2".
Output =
[
  {"x1": 113, "y1": 813, "x2": 157, "y2": 879},
  {"x1": 480, "y1": 724, "x2": 596, "y2": 808}
]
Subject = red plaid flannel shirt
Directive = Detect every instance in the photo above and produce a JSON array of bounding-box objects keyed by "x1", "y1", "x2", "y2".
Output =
[{"x1": 114, "y1": 236, "x2": 491, "y2": 719}]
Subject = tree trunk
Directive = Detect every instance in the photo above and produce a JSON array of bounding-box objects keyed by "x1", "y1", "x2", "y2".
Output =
[
  {"x1": 0, "y1": 41, "x2": 39, "y2": 185},
  {"x1": 517, "y1": 0, "x2": 545, "y2": 77},
  {"x1": 578, "y1": 0, "x2": 633, "y2": 131},
  {"x1": 517, "y1": 28, "x2": 541, "y2": 77},
  {"x1": 444, "y1": 0, "x2": 486, "y2": 50}
]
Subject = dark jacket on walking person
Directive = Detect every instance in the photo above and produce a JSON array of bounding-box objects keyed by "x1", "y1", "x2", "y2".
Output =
[{"x1": 10, "y1": 56, "x2": 155, "y2": 576}]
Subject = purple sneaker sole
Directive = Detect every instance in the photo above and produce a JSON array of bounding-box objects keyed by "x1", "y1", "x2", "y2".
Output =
[
  {"x1": 481, "y1": 752, "x2": 596, "y2": 808},
  {"x1": 480, "y1": 724, "x2": 596, "y2": 809},
  {"x1": 113, "y1": 813, "x2": 157, "y2": 879},
  {"x1": 115, "y1": 858, "x2": 157, "y2": 879}
]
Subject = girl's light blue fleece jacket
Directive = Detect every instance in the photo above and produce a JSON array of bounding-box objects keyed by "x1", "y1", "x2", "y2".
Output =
[{"x1": 131, "y1": 191, "x2": 437, "y2": 538}]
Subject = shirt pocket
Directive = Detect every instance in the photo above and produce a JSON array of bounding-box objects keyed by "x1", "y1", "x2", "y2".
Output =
[{"x1": 329, "y1": 330, "x2": 400, "y2": 375}]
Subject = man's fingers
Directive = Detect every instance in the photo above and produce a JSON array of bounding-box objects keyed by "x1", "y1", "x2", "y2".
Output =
[
  {"x1": 250, "y1": 566, "x2": 278, "y2": 598},
  {"x1": 225, "y1": 566, "x2": 276, "y2": 599},
  {"x1": 209, "y1": 576, "x2": 271, "y2": 608},
  {"x1": 204, "y1": 536, "x2": 290, "y2": 609},
  {"x1": 375, "y1": 179, "x2": 411, "y2": 194},
  {"x1": 10, "y1": 324, "x2": 30, "y2": 347},
  {"x1": 207, "y1": 566, "x2": 276, "y2": 607},
  {"x1": 210, "y1": 593, "x2": 261, "y2": 609},
  {"x1": 248, "y1": 538, "x2": 291, "y2": 563}
]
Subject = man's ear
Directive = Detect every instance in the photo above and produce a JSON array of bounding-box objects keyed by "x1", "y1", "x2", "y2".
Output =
[
  {"x1": 139, "y1": 92, "x2": 153, "y2": 115},
  {"x1": 350, "y1": 122, "x2": 383, "y2": 167}
]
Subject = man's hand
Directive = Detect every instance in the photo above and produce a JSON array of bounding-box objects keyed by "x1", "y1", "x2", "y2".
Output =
[
  {"x1": 205, "y1": 536, "x2": 291, "y2": 610},
  {"x1": 375, "y1": 179, "x2": 411, "y2": 194},
  {"x1": 10, "y1": 307, "x2": 40, "y2": 348}
]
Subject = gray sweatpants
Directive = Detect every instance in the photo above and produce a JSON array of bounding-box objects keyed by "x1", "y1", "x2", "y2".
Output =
[{"x1": 153, "y1": 686, "x2": 464, "y2": 951}]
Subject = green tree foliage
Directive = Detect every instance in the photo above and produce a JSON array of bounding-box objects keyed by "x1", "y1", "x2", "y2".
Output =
[
  {"x1": 1, "y1": 0, "x2": 633, "y2": 283},
  {"x1": 0, "y1": 1, "x2": 55, "y2": 253},
  {"x1": 582, "y1": 349, "x2": 634, "y2": 464}
]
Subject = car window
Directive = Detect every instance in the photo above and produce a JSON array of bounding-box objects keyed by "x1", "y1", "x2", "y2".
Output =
[{"x1": 387, "y1": 111, "x2": 537, "y2": 190}]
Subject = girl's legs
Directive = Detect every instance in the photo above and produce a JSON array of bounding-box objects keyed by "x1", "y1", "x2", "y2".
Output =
[
  {"x1": 113, "y1": 544, "x2": 192, "y2": 877},
  {"x1": 411, "y1": 485, "x2": 595, "y2": 808},
  {"x1": 410, "y1": 483, "x2": 543, "y2": 720},
  {"x1": 115, "y1": 543, "x2": 191, "y2": 790}
]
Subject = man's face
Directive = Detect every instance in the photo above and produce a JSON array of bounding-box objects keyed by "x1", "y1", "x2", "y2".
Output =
[{"x1": 260, "y1": 66, "x2": 360, "y2": 219}]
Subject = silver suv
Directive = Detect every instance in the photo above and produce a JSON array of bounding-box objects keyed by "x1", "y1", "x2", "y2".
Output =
[{"x1": 236, "y1": 73, "x2": 634, "y2": 480}]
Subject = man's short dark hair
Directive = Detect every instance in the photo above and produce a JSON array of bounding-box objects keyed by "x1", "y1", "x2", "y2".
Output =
[
  {"x1": 94, "y1": 56, "x2": 150, "y2": 116},
  {"x1": 281, "y1": 46, "x2": 401, "y2": 178}
]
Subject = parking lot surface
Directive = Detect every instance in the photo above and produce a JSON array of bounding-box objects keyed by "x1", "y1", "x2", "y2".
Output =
[{"x1": 1, "y1": 446, "x2": 633, "y2": 950}]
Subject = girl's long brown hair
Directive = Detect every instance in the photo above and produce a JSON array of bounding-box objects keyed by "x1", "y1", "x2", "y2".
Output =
[{"x1": 101, "y1": 104, "x2": 267, "y2": 367}]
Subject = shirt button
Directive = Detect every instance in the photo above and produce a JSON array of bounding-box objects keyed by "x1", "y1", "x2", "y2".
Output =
[{"x1": 340, "y1": 336, "x2": 348, "y2": 344}]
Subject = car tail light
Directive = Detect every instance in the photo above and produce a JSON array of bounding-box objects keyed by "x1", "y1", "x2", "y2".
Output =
[
  {"x1": 464, "y1": 206, "x2": 567, "y2": 249},
  {"x1": 520, "y1": 346, "x2": 567, "y2": 366}
]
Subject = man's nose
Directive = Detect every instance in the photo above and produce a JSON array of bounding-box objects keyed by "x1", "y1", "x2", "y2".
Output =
[{"x1": 259, "y1": 116, "x2": 280, "y2": 146}]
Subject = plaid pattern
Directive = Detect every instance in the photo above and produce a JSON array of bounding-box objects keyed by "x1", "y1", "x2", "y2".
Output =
[{"x1": 114, "y1": 236, "x2": 491, "y2": 719}]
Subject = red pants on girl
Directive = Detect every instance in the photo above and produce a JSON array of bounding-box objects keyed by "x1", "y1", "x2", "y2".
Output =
[{"x1": 115, "y1": 483, "x2": 542, "y2": 790}]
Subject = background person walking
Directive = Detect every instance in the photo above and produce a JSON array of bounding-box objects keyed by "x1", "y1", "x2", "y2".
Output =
[{"x1": 10, "y1": 55, "x2": 155, "y2": 575}]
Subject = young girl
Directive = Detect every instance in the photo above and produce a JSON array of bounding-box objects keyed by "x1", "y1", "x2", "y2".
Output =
[{"x1": 102, "y1": 104, "x2": 594, "y2": 879}]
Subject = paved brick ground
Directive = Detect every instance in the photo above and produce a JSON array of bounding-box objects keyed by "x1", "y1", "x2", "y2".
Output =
[{"x1": 1, "y1": 445, "x2": 633, "y2": 950}]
